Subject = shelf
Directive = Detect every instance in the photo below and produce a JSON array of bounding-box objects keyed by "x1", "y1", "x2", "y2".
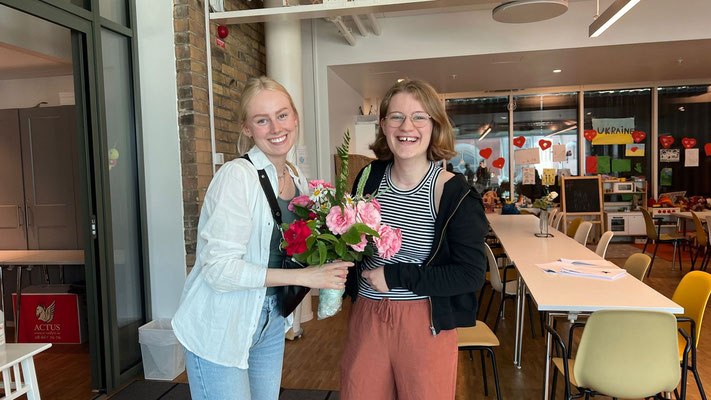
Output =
[
  {"x1": 603, "y1": 191, "x2": 646, "y2": 195},
  {"x1": 210, "y1": 0, "x2": 465, "y2": 24}
]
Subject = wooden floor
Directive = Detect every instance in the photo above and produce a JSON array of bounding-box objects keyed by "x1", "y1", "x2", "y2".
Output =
[
  {"x1": 280, "y1": 244, "x2": 711, "y2": 400},
  {"x1": 31, "y1": 244, "x2": 710, "y2": 400}
]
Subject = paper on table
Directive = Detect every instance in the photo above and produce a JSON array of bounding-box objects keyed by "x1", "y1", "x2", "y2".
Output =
[
  {"x1": 559, "y1": 266, "x2": 626, "y2": 280},
  {"x1": 559, "y1": 258, "x2": 616, "y2": 267}
]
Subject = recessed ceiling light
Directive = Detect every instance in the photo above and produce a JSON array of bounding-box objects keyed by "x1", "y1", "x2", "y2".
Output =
[
  {"x1": 553, "y1": 69, "x2": 562, "y2": 73},
  {"x1": 678, "y1": 106, "x2": 685, "y2": 112},
  {"x1": 397, "y1": 78, "x2": 405, "y2": 83}
]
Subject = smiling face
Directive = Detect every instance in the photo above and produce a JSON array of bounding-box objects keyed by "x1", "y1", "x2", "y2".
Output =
[
  {"x1": 381, "y1": 92, "x2": 433, "y2": 164},
  {"x1": 242, "y1": 89, "x2": 298, "y2": 162}
]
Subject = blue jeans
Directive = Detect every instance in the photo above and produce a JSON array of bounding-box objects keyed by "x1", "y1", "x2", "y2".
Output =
[{"x1": 184, "y1": 295, "x2": 285, "y2": 400}]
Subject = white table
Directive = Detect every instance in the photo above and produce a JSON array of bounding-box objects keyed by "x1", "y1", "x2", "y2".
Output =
[
  {"x1": 0, "y1": 251, "x2": 84, "y2": 342},
  {"x1": 486, "y1": 214, "x2": 683, "y2": 399},
  {"x1": 0, "y1": 343, "x2": 51, "y2": 399}
]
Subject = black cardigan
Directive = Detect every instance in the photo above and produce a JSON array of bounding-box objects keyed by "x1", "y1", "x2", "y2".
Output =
[{"x1": 346, "y1": 160, "x2": 488, "y2": 334}]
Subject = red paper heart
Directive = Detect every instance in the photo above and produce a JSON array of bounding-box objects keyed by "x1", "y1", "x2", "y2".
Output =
[
  {"x1": 681, "y1": 137, "x2": 697, "y2": 149},
  {"x1": 584, "y1": 130, "x2": 597, "y2": 142},
  {"x1": 539, "y1": 139, "x2": 552, "y2": 150},
  {"x1": 631, "y1": 147, "x2": 639, "y2": 152},
  {"x1": 631, "y1": 131, "x2": 646, "y2": 143},
  {"x1": 492, "y1": 157, "x2": 505, "y2": 169},
  {"x1": 659, "y1": 135, "x2": 674, "y2": 148},
  {"x1": 705, "y1": 143, "x2": 711, "y2": 156},
  {"x1": 513, "y1": 136, "x2": 526, "y2": 148},
  {"x1": 479, "y1": 148, "x2": 493, "y2": 159}
]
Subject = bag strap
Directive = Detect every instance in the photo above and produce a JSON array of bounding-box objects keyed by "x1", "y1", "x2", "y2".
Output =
[{"x1": 241, "y1": 154, "x2": 282, "y2": 226}]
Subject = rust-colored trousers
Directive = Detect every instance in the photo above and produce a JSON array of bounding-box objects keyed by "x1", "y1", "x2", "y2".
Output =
[{"x1": 340, "y1": 297, "x2": 458, "y2": 400}]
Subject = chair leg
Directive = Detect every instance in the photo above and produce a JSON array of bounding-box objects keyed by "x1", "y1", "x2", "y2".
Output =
[
  {"x1": 486, "y1": 347, "x2": 502, "y2": 400},
  {"x1": 649, "y1": 242, "x2": 660, "y2": 277},
  {"x1": 526, "y1": 295, "x2": 536, "y2": 338},
  {"x1": 468, "y1": 349, "x2": 474, "y2": 361},
  {"x1": 477, "y1": 285, "x2": 488, "y2": 319},
  {"x1": 692, "y1": 246, "x2": 701, "y2": 270},
  {"x1": 493, "y1": 298, "x2": 506, "y2": 333},
  {"x1": 643, "y1": 237, "x2": 649, "y2": 254},
  {"x1": 550, "y1": 366, "x2": 558, "y2": 400},
  {"x1": 480, "y1": 350, "x2": 488, "y2": 397},
  {"x1": 484, "y1": 290, "x2": 496, "y2": 323},
  {"x1": 672, "y1": 242, "x2": 679, "y2": 271}
]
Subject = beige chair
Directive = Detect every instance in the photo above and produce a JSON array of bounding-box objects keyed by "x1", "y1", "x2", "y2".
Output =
[
  {"x1": 552, "y1": 212, "x2": 565, "y2": 231},
  {"x1": 595, "y1": 231, "x2": 614, "y2": 258},
  {"x1": 641, "y1": 208, "x2": 687, "y2": 275},
  {"x1": 457, "y1": 322, "x2": 501, "y2": 400},
  {"x1": 548, "y1": 208, "x2": 559, "y2": 226},
  {"x1": 547, "y1": 309, "x2": 683, "y2": 400},
  {"x1": 690, "y1": 211, "x2": 709, "y2": 271},
  {"x1": 623, "y1": 253, "x2": 652, "y2": 282},
  {"x1": 573, "y1": 221, "x2": 593, "y2": 246},
  {"x1": 566, "y1": 217, "x2": 583, "y2": 238}
]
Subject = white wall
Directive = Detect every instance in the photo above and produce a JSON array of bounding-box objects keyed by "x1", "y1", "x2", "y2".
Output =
[
  {"x1": 135, "y1": 1, "x2": 186, "y2": 319},
  {"x1": 302, "y1": 0, "x2": 711, "y2": 180},
  {"x1": 0, "y1": 75, "x2": 74, "y2": 109},
  {"x1": 327, "y1": 68, "x2": 364, "y2": 173}
]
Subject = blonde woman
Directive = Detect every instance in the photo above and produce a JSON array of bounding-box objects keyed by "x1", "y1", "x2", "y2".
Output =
[
  {"x1": 341, "y1": 80, "x2": 488, "y2": 399},
  {"x1": 172, "y1": 77, "x2": 350, "y2": 400}
]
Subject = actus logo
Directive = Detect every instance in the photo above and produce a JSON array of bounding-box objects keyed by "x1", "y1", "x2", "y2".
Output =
[{"x1": 36, "y1": 301, "x2": 56, "y2": 323}]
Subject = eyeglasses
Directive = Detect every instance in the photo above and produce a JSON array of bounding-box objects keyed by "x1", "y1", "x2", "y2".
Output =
[{"x1": 383, "y1": 112, "x2": 432, "y2": 128}]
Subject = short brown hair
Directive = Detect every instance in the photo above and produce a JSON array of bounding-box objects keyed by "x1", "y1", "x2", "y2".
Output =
[
  {"x1": 236, "y1": 76, "x2": 299, "y2": 155},
  {"x1": 369, "y1": 79, "x2": 456, "y2": 161}
]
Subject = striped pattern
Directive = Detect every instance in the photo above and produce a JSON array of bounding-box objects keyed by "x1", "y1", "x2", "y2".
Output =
[{"x1": 359, "y1": 162, "x2": 441, "y2": 301}]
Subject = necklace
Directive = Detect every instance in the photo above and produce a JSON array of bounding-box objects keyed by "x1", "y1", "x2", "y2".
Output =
[{"x1": 277, "y1": 166, "x2": 289, "y2": 196}]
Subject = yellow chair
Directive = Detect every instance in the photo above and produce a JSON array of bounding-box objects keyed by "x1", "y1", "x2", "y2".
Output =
[
  {"x1": 457, "y1": 321, "x2": 501, "y2": 400},
  {"x1": 671, "y1": 271, "x2": 711, "y2": 399},
  {"x1": 566, "y1": 217, "x2": 583, "y2": 238},
  {"x1": 547, "y1": 310, "x2": 683, "y2": 400},
  {"x1": 641, "y1": 208, "x2": 687, "y2": 276},
  {"x1": 690, "y1": 211, "x2": 709, "y2": 270},
  {"x1": 623, "y1": 253, "x2": 652, "y2": 282}
]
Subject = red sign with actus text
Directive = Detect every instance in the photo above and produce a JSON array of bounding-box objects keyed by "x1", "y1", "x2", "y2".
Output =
[{"x1": 13, "y1": 287, "x2": 85, "y2": 344}]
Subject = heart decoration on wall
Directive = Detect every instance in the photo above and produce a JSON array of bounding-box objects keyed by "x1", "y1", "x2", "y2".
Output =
[
  {"x1": 630, "y1": 146, "x2": 639, "y2": 153},
  {"x1": 538, "y1": 139, "x2": 552, "y2": 150},
  {"x1": 584, "y1": 130, "x2": 597, "y2": 142},
  {"x1": 705, "y1": 143, "x2": 711, "y2": 156},
  {"x1": 513, "y1": 136, "x2": 526, "y2": 148},
  {"x1": 631, "y1": 131, "x2": 646, "y2": 143},
  {"x1": 479, "y1": 148, "x2": 493, "y2": 159},
  {"x1": 659, "y1": 135, "x2": 674, "y2": 148},
  {"x1": 492, "y1": 158, "x2": 505, "y2": 169},
  {"x1": 681, "y1": 137, "x2": 697, "y2": 149}
]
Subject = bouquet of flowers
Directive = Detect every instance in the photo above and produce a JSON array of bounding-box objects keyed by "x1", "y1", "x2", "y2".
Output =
[
  {"x1": 532, "y1": 191, "x2": 558, "y2": 210},
  {"x1": 282, "y1": 131, "x2": 402, "y2": 319}
]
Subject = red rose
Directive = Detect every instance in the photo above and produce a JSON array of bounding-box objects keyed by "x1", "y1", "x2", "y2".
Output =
[{"x1": 283, "y1": 220, "x2": 311, "y2": 256}]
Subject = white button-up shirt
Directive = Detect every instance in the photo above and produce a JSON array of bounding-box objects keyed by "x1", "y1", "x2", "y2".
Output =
[{"x1": 172, "y1": 146, "x2": 309, "y2": 368}]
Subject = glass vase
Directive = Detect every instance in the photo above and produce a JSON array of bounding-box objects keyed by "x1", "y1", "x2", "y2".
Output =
[
  {"x1": 535, "y1": 208, "x2": 553, "y2": 237},
  {"x1": 317, "y1": 287, "x2": 345, "y2": 319}
]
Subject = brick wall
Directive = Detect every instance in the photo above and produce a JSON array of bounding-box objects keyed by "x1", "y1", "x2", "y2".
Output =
[{"x1": 174, "y1": 0, "x2": 266, "y2": 266}]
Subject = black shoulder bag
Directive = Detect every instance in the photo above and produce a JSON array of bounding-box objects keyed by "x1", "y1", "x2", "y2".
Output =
[{"x1": 242, "y1": 154, "x2": 310, "y2": 317}]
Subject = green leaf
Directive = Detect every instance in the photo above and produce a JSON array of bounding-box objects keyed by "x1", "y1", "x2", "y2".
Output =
[
  {"x1": 350, "y1": 222, "x2": 377, "y2": 237},
  {"x1": 317, "y1": 233, "x2": 338, "y2": 243},
  {"x1": 335, "y1": 240, "x2": 347, "y2": 258},
  {"x1": 306, "y1": 236, "x2": 316, "y2": 249},
  {"x1": 307, "y1": 251, "x2": 320, "y2": 265},
  {"x1": 293, "y1": 252, "x2": 308, "y2": 264},
  {"x1": 355, "y1": 164, "x2": 371, "y2": 198},
  {"x1": 342, "y1": 226, "x2": 363, "y2": 245},
  {"x1": 317, "y1": 241, "x2": 327, "y2": 265},
  {"x1": 335, "y1": 130, "x2": 351, "y2": 207}
]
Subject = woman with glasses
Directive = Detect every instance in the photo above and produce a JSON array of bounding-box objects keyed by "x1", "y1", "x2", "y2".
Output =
[
  {"x1": 340, "y1": 79, "x2": 488, "y2": 399},
  {"x1": 172, "y1": 76, "x2": 350, "y2": 400}
]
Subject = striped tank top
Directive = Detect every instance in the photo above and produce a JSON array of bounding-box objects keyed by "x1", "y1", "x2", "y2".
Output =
[{"x1": 359, "y1": 161, "x2": 441, "y2": 301}]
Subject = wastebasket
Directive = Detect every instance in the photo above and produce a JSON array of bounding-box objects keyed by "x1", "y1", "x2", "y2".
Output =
[{"x1": 139, "y1": 319, "x2": 185, "y2": 380}]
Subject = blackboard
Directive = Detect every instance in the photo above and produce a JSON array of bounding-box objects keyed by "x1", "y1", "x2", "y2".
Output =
[{"x1": 562, "y1": 177, "x2": 601, "y2": 213}]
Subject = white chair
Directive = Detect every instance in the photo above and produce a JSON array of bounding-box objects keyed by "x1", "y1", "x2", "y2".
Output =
[
  {"x1": 574, "y1": 221, "x2": 593, "y2": 246},
  {"x1": 596, "y1": 231, "x2": 614, "y2": 258},
  {"x1": 552, "y1": 212, "x2": 565, "y2": 231},
  {"x1": 548, "y1": 208, "x2": 559, "y2": 227}
]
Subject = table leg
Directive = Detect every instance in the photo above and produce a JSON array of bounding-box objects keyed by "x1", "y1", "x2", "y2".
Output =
[
  {"x1": 20, "y1": 357, "x2": 41, "y2": 400},
  {"x1": 15, "y1": 267, "x2": 22, "y2": 343},
  {"x1": 513, "y1": 276, "x2": 522, "y2": 366},
  {"x1": 543, "y1": 312, "x2": 554, "y2": 400},
  {"x1": 516, "y1": 282, "x2": 527, "y2": 368}
]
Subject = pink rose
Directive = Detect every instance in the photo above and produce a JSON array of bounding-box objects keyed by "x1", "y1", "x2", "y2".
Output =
[
  {"x1": 288, "y1": 195, "x2": 313, "y2": 212},
  {"x1": 349, "y1": 233, "x2": 368, "y2": 252},
  {"x1": 374, "y1": 224, "x2": 402, "y2": 260},
  {"x1": 355, "y1": 201, "x2": 381, "y2": 231},
  {"x1": 325, "y1": 205, "x2": 356, "y2": 235},
  {"x1": 370, "y1": 198, "x2": 381, "y2": 213}
]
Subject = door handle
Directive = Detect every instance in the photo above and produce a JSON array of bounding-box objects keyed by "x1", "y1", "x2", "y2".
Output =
[{"x1": 18, "y1": 205, "x2": 24, "y2": 227}]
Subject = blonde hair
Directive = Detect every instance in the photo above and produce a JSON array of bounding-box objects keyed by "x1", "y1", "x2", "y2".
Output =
[
  {"x1": 369, "y1": 79, "x2": 456, "y2": 161},
  {"x1": 236, "y1": 76, "x2": 299, "y2": 155}
]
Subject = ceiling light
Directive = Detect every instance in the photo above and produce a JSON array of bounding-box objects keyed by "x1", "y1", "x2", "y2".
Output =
[
  {"x1": 479, "y1": 126, "x2": 493, "y2": 141},
  {"x1": 589, "y1": 0, "x2": 641, "y2": 38},
  {"x1": 397, "y1": 78, "x2": 405, "y2": 83},
  {"x1": 678, "y1": 106, "x2": 685, "y2": 112},
  {"x1": 493, "y1": 0, "x2": 568, "y2": 23},
  {"x1": 545, "y1": 125, "x2": 576, "y2": 137},
  {"x1": 552, "y1": 69, "x2": 562, "y2": 73}
]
